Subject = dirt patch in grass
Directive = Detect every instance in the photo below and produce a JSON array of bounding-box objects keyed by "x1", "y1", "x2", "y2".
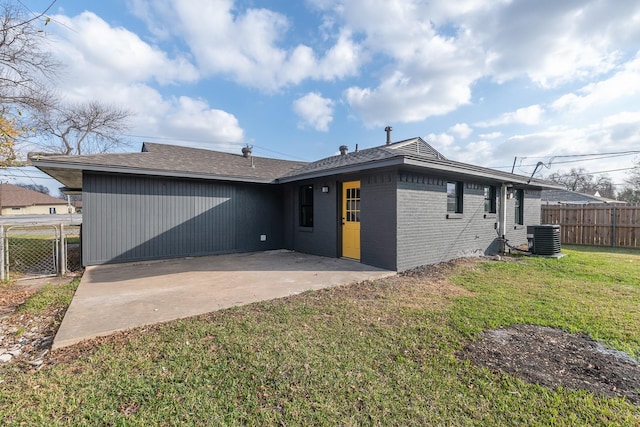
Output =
[
  {"x1": 0, "y1": 288, "x2": 37, "y2": 317},
  {"x1": 459, "y1": 324, "x2": 640, "y2": 405},
  {"x1": 0, "y1": 278, "x2": 78, "y2": 368}
]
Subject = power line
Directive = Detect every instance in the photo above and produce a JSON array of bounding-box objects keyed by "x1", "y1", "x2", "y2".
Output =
[{"x1": 490, "y1": 150, "x2": 640, "y2": 169}]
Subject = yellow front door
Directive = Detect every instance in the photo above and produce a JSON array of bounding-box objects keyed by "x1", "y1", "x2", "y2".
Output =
[{"x1": 342, "y1": 181, "x2": 361, "y2": 260}]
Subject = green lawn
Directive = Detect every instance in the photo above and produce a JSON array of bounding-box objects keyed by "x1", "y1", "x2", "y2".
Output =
[{"x1": 1, "y1": 247, "x2": 639, "y2": 426}]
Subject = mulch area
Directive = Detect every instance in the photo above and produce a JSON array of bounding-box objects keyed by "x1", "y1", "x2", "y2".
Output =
[
  {"x1": 0, "y1": 277, "x2": 74, "y2": 369},
  {"x1": 459, "y1": 324, "x2": 640, "y2": 405}
]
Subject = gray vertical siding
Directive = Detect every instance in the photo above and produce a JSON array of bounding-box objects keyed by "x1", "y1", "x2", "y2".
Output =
[
  {"x1": 360, "y1": 172, "x2": 398, "y2": 270},
  {"x1": 83, "y1": 172, "x2": 283, "y2": 265}
]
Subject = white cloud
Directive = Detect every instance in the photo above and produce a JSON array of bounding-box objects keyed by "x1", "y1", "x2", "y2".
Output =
[
  {"x1": 313, "y1": 0, "x2": 640, "y2": 125},
  {"x1": 476, "y1": 105, "x2": 545, "y2": 127},
  {"x1": 340, "y1": 5, "x2": 484, "y2": 125},
  {"x1": 42, "y1": 11, "x2": 243, "y2": 149},
  {"x1": 33, "y1": 0, "x2": 640, "y2": 175},
  {"x1": 453, "y1": 140, "x2": 496, "y2": 166},
  {"x1": 483, "y1": 113, "x2": 640, "y2": 183},
  {"x1": 552, "y1": 54, "x2": 640, "y2": 113},
  {"x1": 293, "y1": 92, "x2": 335, "y2": 132},
  {"x1": 158, "y1": 97, "x2": 244, "y2": 143},
  {"x1": 49, "y1": 12, "x2": 199, "y2": 87},
  {"x1": 425, "y1": 132, "x2": 455, "y2": 149},
  {"x1": 130, "y1": 0, "x2": 362, "y2": 92},
  {"x1": 449, "y1": 123, "x2": 473, "y2": 139},
  {"x1": 479, "y1": 132, "x2": 502, "y2": 140},
  {"x1": 345, "y1": 61, "x2": 478, "y2": 126},
  {"x1": 469, "y1": 0, "x2": 639, "y2": 88}
]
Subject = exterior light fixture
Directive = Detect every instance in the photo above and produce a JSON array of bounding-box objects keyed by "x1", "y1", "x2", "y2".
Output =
[{"x1": 321, "y1": 186, "x2": 330, "y2": 193}]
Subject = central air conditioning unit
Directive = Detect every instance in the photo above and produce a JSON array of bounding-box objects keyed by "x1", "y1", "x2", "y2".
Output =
[{"x1": 527, "y1": 225, "x2": 561, "y2": 256}]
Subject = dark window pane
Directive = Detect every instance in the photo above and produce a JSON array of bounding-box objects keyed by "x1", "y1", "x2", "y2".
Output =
[
  {"x1": 299, "y1": 185, "x2": 314, "y2": 227},
  {"x1": 484, "y1": 185, "x2": 496, "y2": 213},
  {"x1": 447, "y1": 181, "x2": 463, "y2": 213},
  {"x1": 514, "y1": 189, "x2": 524, "y2": 225}
]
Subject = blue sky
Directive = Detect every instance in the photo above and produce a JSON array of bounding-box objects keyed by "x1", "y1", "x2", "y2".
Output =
[{"x1": 10, "y1": 0, "x2": 640, "y2": 193}]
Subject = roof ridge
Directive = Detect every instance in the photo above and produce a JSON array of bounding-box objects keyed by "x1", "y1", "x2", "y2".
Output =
[{"x1": 142, "y1": 141, "x2": 306, "y2": 164}]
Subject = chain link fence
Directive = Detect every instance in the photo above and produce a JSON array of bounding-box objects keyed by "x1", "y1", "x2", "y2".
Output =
[
  {"x1": 1, "y1": 224, "x2": 83, "y2": 281},
  {"x1": 63, "y1": 225, "x2": 82, "y2": 272}
]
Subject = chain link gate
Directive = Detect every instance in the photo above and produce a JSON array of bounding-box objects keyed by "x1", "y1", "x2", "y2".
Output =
[
  {"x1": 63, "y1": 224, "x2": 82, "y2": 272},
  {"x1": 0, "y1": 224, "x2": 83, "y2": 281}
]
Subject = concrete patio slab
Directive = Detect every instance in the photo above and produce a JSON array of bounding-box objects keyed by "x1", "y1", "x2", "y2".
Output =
[{"x1": 53, "y1": 250, "x2": 395, "y2": 349}]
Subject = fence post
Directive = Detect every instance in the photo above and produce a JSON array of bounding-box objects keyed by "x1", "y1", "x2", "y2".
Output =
[
  {"x1": 612, "y1": 206, "x2": 617, "y2": 248},
  {"x1": 0, "y1": 225, "x2": 4, "y2": 282},
  {"x1": 59, "y1": 224, "x2": 67, "y2": 275}
]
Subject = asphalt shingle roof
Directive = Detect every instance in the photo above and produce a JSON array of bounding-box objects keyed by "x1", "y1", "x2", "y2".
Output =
[
  {"x1": 140, "y1": 143, "x2": 306, "y2": 180},
  {"x1": 281, "y1": 138, "x2": 444, "y2": 178},
  {"x1": 0, "y1": 183, "x2": 69, "y2": 208},
  {"x1": 32, "y1": 138, "x2": 559, "y2": 190},
  {"x1": 32, "y1": 143, "x2": 307, "y2": 188},
  {"x1": 541, "y1": 189, "x2": 624, "y2": 204},
  {"x1": 280, "y1": 137, "x2": 557, "y2": 188}
]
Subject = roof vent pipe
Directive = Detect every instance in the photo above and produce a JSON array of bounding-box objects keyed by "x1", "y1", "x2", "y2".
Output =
[
  {"x1": 241, "y1": 145, "x2": 252, "y2": 158},
  {"x1": 339, "y1": 145, "x2": 348, "y2": 155},
  {"x1": 385, "y1": 126, "x2": 393, "y2": 145}
]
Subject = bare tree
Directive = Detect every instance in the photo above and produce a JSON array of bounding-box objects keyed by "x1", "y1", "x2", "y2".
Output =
[
  {"x1": 625, "y1": 159, "x2": 640, "y2": 189},
  {"x1": 547, "y1": 168, "x2": 593, "y2": 191},
  {"x1": 16, "y1": 182, "x2": 49, "y2": 195},
  {"x1": 0, "y1": 2, "x2": 131, "y2": 159},
  {"x1": 546, "y1": 168, "x2": 615, "y2": 198},
  {"x1": 0, "y1": 2, "x2": 58, "y2": 112},
  {"x1": 616, "y1": 187, "x2": 640, "y2": 204},
  {"x1": 0, "y1": 1, "x2": 58, "y2": 164},
  {"x1": 36, "y1": 100, "x2": 132, "y2": 155},
  {"x1": 617, "y1": 159, "x2": 640, "y2": 203}
]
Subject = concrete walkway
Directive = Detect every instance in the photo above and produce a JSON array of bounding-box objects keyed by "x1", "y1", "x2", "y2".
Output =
[{"x1": 53, "y1": 251, "x2": 395, "y2": 349}]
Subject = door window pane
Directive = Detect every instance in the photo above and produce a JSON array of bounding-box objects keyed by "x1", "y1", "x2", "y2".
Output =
[{"x1": 345, "y1": 185, "x2": 360, "y2": 222}]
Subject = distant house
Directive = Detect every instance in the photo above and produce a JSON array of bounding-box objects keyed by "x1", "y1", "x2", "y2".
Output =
[
  {"x1": 72, "y1": 200, "x2": 83, "y2": 213},
  {"x1": 33, "y1": 137, "x2": 559, "y2": 270},
  {"x1": 0, "y1": 183, "x2": 74, "y2": 215},
  {"x1": 541, "y1": 189, "x2": 626, "y2": 205}
]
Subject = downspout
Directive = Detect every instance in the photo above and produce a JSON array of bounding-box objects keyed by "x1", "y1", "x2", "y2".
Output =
[{"x1": 498, "y1": 183, "x2": 508, "y2": 254}]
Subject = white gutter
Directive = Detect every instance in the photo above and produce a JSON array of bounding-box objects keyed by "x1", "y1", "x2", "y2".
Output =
[{"x1": 498, "y1": 183, "x2": 509, "y2": 254}]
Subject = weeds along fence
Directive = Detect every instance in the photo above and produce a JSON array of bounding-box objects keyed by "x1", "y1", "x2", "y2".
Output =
[
  {"x1": 541, "y1": 204, "x2": 640, "y2": 249},
  {"x1": 0, "y1": 224, "x2": 82, "y2": 281}
]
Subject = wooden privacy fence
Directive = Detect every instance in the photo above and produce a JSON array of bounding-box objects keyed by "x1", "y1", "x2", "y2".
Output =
[{"x1": 541, "y1": 205, "x2": 640, "y2": 248}]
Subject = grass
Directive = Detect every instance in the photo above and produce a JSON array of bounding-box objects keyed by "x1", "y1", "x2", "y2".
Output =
[
  {"x1": 17, "y1": 280, "x2": 79, "y2": 315},
  {"x1": 1, "y1": 247, "x2": 639, "y2": 426}
]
